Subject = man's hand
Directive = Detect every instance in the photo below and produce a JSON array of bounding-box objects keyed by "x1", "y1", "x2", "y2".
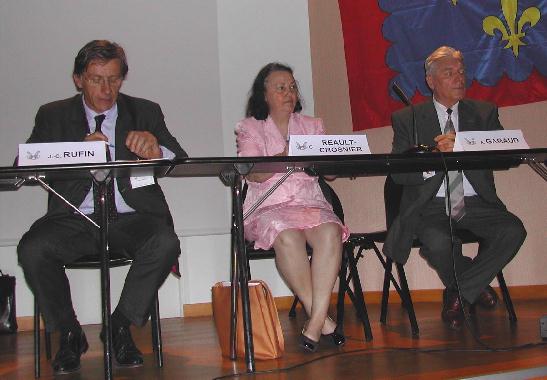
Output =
[
  {"x1": 433, "y1": 131, "x2": 456, "y2": 152},
  {"x1": 84, "y1": 131, "x2": 108, "y2": 143},
  {"x1": 126, "y1": 131, "x2": 162, "y2": 159}
]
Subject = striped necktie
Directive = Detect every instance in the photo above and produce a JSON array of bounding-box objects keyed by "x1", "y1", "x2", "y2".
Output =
[{"x1": 444, "y1": 109, "x2": 465, "y2": 221}]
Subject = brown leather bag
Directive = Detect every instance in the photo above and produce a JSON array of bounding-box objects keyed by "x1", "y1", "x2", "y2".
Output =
[{"x1": 212, "y1": 280, "x2": 284, "y2": 359}]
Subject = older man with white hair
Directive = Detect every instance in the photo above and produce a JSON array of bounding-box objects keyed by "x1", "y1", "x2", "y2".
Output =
[{"x1": 383, "y1": 46, "x2": 526, "y2": 330}]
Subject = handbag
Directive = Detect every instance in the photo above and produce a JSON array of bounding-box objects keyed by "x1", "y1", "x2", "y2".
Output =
[
  {"x1": 0, "y1": 270, "x2": 18, "y2": 334},
  {"x1": 212, "y1": 280, "x2": 284, "y2": 360}
]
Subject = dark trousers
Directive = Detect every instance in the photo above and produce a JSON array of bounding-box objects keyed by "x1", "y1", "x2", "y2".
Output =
[
  {"x1": 416, "y1": 197, "x2": 526, "y2": 303},
  {"x1": 17, "y1": 212, "x2": 181, "y2": 332}
]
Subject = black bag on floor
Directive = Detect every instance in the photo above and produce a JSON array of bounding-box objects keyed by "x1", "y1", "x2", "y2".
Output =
[{"x1": 0, "y1": 270, "x2": 17, "y2": 334}]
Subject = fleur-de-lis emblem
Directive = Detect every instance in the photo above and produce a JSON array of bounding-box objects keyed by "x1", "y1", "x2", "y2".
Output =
[
  {"x1": 451, "y1": 0, "x2": 458, "y2": 5},
  {"x1": 483, "y1": 0, "x2": 540, "y2": 57}
]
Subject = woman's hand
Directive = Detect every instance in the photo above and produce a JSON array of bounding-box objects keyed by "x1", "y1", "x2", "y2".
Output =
[
  {"x1": 246, "y1": 172, "x2": 275, "y2": 183},
  {"x1": 246, "y1": 146, "x2": 287, "y2": 183}
]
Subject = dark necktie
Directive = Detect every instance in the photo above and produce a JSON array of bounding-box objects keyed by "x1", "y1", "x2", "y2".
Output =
[
  {"x1": 93, "y1": 114, "x2": 117, "y2": 220},
  {"x1": 444, "y1": 109, "x2": 465, "y2": 221}
]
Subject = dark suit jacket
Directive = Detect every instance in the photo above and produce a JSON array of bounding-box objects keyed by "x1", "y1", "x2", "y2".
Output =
[
  {"x1": 382, "y1": 98, "x2": 507, "y2": 264},
  {"x1": 26, "y1": 93, "x2": 187, "y2": 224}
]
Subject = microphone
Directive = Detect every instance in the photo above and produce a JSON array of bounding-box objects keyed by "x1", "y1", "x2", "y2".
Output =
[
  {"x1": 391, "y1": 82, "x2": 433, "y2": 153},
  {"x1": 392, "y1": 82, "x2": 411, "y2": 106}
]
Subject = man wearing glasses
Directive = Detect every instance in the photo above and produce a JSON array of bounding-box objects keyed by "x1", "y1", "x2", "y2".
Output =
[{"x1": 17, "y1": 40, "x2": 187, "y2": 374}]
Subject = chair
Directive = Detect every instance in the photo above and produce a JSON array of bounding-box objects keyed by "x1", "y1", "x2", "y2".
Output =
[
  {"x1": 379, "y1": 176, "x2": 517, "y2": 325},
  {"x1": 342, "y1": 232, "x2": 419, "y2": 336},
  {"x1": 33, "y1": 252, "x2": 163, "y2": 378},
  {"x1": 238, "y1": 177, "x2": 373, "y2": 342}
]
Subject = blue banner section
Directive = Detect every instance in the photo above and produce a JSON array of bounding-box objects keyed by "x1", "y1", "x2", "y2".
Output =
[{"x1": 380, "y1": 0, "x2": 547, "y2": 98}]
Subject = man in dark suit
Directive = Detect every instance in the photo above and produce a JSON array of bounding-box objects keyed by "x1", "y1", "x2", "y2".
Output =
[
  {"x1": 383, "y1": 46, "x2": 526, "y2": 330},
  {"x1": 17, "y1": 40, "x2": 187, "y2": 373}
]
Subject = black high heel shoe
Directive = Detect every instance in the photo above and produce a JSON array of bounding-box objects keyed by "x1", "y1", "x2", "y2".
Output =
[
  {"x1": 299, "y1": 332, "x2": 319, "y2": 353},
  {"x1": 322, "y1": 328, "x2": 346, "y2": 346},
  {"x1": 321, "y1": 317, "x2": 346, "y2": 346}
]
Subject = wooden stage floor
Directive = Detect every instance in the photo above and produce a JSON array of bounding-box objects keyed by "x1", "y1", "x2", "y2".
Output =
[{"x1": 1, "y1": 299, "x2": 546, "y2": 379}]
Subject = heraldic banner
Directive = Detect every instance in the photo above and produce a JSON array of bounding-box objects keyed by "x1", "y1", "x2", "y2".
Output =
[{"x1": 338, "y1": 0, "x2": 547, "y2": 130}]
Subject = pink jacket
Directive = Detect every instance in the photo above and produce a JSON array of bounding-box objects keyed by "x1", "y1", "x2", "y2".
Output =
[{"x1": 236, "y1": 113, "x2": 330, "y2": 216}]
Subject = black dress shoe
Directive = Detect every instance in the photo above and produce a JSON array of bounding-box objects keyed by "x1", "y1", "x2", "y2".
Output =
[
  {"x1": 441, "y1": 289, "x2": 465, "y2": 331},
  {"x1": 111, "y1": 326, "x2": 144, "y2": 367},
  {"x1": 475, "y1": 285, "x2": 498, "y2": 309},
  {"x1": 52, "y1": 328, "x2": 89, "y2": 374}
]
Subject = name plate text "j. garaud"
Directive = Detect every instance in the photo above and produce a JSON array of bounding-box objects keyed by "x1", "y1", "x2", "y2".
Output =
[
  {"x1": 454, "y1": 130, "x2": 529, "y2": 152},
  {"x1": 18, "y1": 141, "x2": 107, "y2": 166},
  {"x1": 288, "y1": 134, "x2": 371, "y2": 156}
]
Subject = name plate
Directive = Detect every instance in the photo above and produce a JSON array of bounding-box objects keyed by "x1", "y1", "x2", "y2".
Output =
[
  {"x1": 288, "y1": 134, "x2": 371, "y2": 156},
  {"x1": 18, "y1": 141, "x2": 107, "y2": 166},
  {"x1": 454, "y1": 130, "x2": 529, "y2": 152}
]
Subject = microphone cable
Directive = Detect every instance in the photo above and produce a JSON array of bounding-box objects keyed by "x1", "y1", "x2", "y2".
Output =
[
  {"x1": 211, "y1": 339, "x2": 547, "y2": 379},
  {"x1": 438, "y1": 150, "x2": 499, "y2": 351}
]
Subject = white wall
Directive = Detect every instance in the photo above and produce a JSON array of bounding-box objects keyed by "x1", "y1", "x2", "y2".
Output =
[
  {"x1": 0, "y1": 0, "x2": 314, "y2": 324},
  {"x1": 215, "y1": 0, "x2": 314, "y2": 296},
  {"x1": 217, "y1": 0, "x2": 314, "y2": 156}
]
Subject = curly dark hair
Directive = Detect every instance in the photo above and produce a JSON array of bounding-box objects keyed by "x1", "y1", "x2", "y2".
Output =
[
  {"x1": 73, "y1": 40, "x2": 128, "y2": 78},
  {"x1": 245, "y1": 62, "x2": 303, "y2": 120}
]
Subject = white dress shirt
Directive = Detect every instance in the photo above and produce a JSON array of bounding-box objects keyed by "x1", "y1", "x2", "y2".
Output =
[{"x1": 431, "y1": 98, "x2": 478, "y2": 198}]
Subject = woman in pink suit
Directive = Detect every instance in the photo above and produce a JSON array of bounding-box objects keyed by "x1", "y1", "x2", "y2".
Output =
[{"x1": 236, "y1": 63, "x2": 350, "y2": 352}]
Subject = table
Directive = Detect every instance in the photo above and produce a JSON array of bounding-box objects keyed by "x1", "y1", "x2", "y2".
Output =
[
  {"x1": 2, "y1": 148, "x2": 546, "y2": 375},
  {"x1": 166, "y1": 148, "x2": 547, "y2": 372}
]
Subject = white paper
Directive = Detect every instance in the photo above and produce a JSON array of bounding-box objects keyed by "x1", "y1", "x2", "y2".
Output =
[{"x1": 130, "y1": 169, "x2": 155, "y2": 188}]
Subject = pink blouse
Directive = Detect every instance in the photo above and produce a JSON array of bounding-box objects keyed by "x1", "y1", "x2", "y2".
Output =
[{"x1": 236, "y1": 113, "x2": 349, "y2": 249}]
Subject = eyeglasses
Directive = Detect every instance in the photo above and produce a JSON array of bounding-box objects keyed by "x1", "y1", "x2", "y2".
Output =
[
  {"x1": 83, "y1": 75, "x2": 123, "y2": 87},
  {"x1": 439, "y1": 68, "x2": 465, "y2": 79},
  {"x1": 267, "y1": 82, "x2": 298, "y2": 94}
]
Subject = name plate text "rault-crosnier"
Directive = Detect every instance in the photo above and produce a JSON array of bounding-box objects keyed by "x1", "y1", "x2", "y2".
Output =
[
  {"x1": 288, "y1": 135, "x2": 371, "y2": 156},
  {"x1": 454, "y1": 130, "x2": 529, "y2": 152},
  {"x1": 18, "y1": 141, "x2": 107, "y2": 166}
]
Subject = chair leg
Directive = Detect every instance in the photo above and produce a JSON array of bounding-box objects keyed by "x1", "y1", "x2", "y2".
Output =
[
  {"x1": 380, "y1": 258, "x2": 393, "y2": 324},
  {"x1": 45, "y1": 331, "x2": 52, "y2": 360},
  {"x1": 335, "y1": 245, "x2": 350, "y2": 331},
  {"x1": 229, "y1": 227, "x2": 239, "y2": 361},
  {"x1": 345, "y1": 244, "x2": 373, "y2": 341},
  {"x1": 496, "y1": 271, "x2": 517, "y2": 323},
  {"x1": 150, "y1": 295, "x2": 163, "y2": 368},
  {"x1": 288, "y1": 296, "x2": 299, "y2": 318},
  {"x1": 369, "y1": 240, "x2": 419, "y2": 336},
  {"x1": 396, "y1": 264, "x2": 419, "y2": 336},
  {"x1": 34, "y1": 299, "x2": 41, "y2": 378}
]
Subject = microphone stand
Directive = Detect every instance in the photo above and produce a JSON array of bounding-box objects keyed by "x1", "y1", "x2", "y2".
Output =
[{"x1": 392, "y1": 82, "x2": 434, "y2": 153}]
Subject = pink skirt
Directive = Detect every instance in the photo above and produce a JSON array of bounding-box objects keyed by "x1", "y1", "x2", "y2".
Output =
[{"x1": 244, "y1": 204, "x2": 350, "y2": 250}]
